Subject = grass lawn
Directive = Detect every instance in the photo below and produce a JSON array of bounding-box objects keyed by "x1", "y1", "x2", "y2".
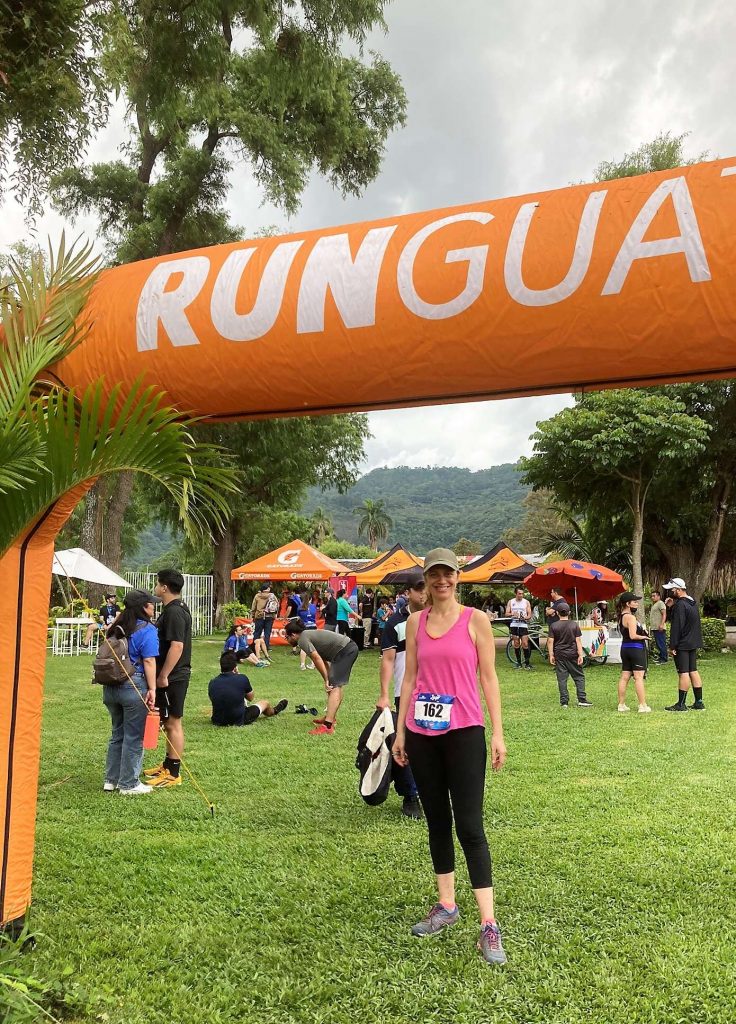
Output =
[{"x1": 23, "y1": 640, "x2": 736, "y2": 1023}]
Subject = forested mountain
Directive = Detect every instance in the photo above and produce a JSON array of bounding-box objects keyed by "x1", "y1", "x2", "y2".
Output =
[{"x1": 302, "y1": 464, "x2": 529, "y2": 552}]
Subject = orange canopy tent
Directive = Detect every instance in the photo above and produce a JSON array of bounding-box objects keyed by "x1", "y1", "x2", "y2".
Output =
[
  {"x1": 231, "y1": 540, "x2": 348, "y2": 581},
  {"x1": 351, "y1": 543, "x2": 423, "y2": 585},
  {"x1": 460, "y1": 542, "x2": 537, "y2": 585}
]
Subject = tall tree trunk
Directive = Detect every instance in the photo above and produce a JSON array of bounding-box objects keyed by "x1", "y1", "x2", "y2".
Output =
[
  {"x1": 212, "y1": 521, "x2": 237, "y2": 629},
  {"x1": 103, "y1": 471, "x2": 135, "y2": 572},
  {"x1": 80, "y1": 473, "x2": 134, "y2": 606},
  {"x1": 630, "y1": 481, "x2": 645, "y2": 623},
  {"x1": 80, "y1": 480, "x2": 104, "y2": 557},
  {"x1": 691, "y1": 476, "x2": 733, "y2": 602}
]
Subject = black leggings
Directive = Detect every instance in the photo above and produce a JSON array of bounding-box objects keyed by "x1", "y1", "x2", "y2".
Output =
[{"x1": 404, "y1": 725, "x2": 492, "y2": 889}]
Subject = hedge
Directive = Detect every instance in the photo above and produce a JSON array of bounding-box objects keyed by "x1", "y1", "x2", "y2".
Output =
[{"x1": 700, "y1": 616, "x2": 727, "y2": 652}]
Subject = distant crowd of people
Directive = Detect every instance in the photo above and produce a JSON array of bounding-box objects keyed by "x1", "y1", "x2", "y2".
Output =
[{"x1": 92, "y1": 557, "x2": 709, "y2": 971}]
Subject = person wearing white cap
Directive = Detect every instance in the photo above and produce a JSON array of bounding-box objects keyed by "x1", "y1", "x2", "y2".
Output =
[
  {"x1": 393, "y1": 547, "x2": 507, "y2": 966},
  {"x1": 662, "y1": 579, "x2": 704, "y2": 711}
]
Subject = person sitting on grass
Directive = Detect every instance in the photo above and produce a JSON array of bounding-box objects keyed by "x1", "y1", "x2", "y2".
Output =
[
  {"x1": 284, "y1": 619, "x2": 359, "y2": 735},
  {"x1": 548, "y1": 602, "x2": 592, "y2": 708},
  {"x1": 223, "y1": 624, "x2": 269, "y2": 668},
  {"x1": 208, "y1": 652, "x2": 287, "y2": 726}
]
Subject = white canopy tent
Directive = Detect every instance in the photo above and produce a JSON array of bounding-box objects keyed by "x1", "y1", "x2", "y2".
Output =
[{"x1": 52, "y1": 548, "x2": 131, "y2": 590}]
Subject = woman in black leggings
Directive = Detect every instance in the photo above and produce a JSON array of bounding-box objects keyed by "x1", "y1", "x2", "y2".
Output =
[{"x1": 393, "y1": 547, "x2": 507, "y2": 965}]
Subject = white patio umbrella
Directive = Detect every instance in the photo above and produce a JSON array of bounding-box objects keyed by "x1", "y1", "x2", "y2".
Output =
[{"x1": 52, "y1": 548, "x2": 131, "y2": 590}]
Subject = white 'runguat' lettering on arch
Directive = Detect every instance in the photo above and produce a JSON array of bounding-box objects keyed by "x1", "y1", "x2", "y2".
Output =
[
  {"x1": 602, "y1": 177, "x2": 711, "y2": 295},
  {"x1": 504, "y1": 191, "x2": 608, "y2": 306},
  {"x1": 296, "y1": 226, "x2": 397, "y2": 333},
  {"x1": 211, "y1": 241, "x2": 304, "y2": 341},
  {"x1": 136, "y1": 256, "x2": 210, "y2": 351},
  {"x1": 397, "y1": 212, "x2": 494, "y2": 320}
]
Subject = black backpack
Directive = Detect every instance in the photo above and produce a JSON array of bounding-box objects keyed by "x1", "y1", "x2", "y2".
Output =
[
  {"x1": 355, "y1": 708, "x2": 396, "y2": 806},
  {"x1": 92, "y1": 624, "x2": 143, "y2": 685}
]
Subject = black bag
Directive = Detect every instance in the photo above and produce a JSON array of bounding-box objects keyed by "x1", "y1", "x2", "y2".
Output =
[
  {"x1": 92, "y1": 624, "x2": 141, "y2": 685},
  {"x1": 350, "y1": 625, "x2": 365, "y2": 650},
  {"x1": 355, "y1": 708, "x2": 396, "y2": 806}
]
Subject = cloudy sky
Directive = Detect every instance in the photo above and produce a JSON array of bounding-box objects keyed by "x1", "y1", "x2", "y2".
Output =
[{"x1": 3, "y1": 0, "x2": 735, "y2": 471}]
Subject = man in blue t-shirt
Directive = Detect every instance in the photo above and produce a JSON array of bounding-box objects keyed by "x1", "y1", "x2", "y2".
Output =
[{"x1": 208, "y1": 652, "x2": 288, "y2": 726}]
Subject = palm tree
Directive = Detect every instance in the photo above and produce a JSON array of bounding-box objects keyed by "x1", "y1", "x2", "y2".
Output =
[
  {"x1": 353, "y1": 498, "x2": 392, "y2": 551},
  {"x1": 0, "y1": 236, "x2": 239, "y2": 557},
  {"x1": 308, "y1": 506, "x2": 333, "y2": 546},
  {"x1": 542, "y1": 509, "x2": 632, "y2": 577}
]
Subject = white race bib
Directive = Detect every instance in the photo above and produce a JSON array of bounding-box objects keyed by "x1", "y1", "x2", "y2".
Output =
[{"x1": 414, "y1": 693, "x2": 454, "y2": 731}]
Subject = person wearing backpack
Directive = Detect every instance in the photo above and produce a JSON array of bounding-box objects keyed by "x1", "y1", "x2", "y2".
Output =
[
  {"x1": 100, "y1": 589, "x2": 159, "y2": 796},
  {"x1": 251, "y1": 583, "x2": 278, "y2": 660}
]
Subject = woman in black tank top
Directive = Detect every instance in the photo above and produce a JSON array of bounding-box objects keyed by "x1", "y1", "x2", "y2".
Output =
[{"x1": 616, "y1": 593, "x2": 651, "y2": 713}]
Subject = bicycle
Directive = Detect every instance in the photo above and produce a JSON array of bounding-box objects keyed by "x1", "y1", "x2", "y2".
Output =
[
  {"x1": 504, "y1": 624, "x2": 609, "y2": 668},
  {"x1": 505, "y1": 625, "x2": 550, "y2": 666}
]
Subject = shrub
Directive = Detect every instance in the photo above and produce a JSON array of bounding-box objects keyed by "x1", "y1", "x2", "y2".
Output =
[
  {"x1": 700, "y1": 616, "x2": 726, "y2": 652},
  {"x1": 221, "y1": 602, "x2": 249, "y2": 630}
]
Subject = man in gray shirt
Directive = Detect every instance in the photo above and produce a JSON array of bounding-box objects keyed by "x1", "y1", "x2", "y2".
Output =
[
  {"x1": 649, "y1": 589, "x2": 668, "y2": 664},
  {"x1": 284, "y1": 620, "x2": 359, "y2": 735}
]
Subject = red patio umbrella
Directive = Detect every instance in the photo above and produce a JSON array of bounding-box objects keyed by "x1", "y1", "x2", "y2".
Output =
[{"x1": 524, "y1": 559, "x2": 625, "y2": 618}]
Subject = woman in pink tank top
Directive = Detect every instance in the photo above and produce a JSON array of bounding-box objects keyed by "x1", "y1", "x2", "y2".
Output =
[{"x1": 393, "y1": 548, "x2": 507, "y2": 965}]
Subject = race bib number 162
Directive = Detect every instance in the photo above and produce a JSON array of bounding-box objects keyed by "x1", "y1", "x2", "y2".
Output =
[{"x1": 414, "y1": 693, "x2": 454, "y2": 731}]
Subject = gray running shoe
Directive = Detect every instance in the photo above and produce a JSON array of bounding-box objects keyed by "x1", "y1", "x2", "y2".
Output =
[
  {"x1": 477, "y1": 922, "x2": 507, "y2": 965},
  {"x1": 411, "y1": 903, "x2": 459, "y2": 936}
]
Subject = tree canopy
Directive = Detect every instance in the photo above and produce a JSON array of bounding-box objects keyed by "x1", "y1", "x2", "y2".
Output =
[
  {"x1": 0, "y1": 0, "x2": 108, "y2": 215},
  {"x1": 519, "y1": 389, "x2": 709, "y2": 600},
  {"x1": 51, "y1": 0, "x2": 407, "y2": 262}
]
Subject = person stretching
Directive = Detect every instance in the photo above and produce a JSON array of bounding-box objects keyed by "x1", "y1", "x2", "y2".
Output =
[
  {"x1": 616, "y1": 592, "x2": 651, "y2": 713},
  {"x1": 393, "y1": 548, "x2": 507, "y2": 966},
  {"x1": 284, "y1": 620, "x2": 359, "y2": 734}
]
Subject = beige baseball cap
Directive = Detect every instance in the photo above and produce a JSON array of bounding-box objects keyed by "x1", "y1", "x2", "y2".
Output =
[{"x1": 423, "y1": 547, "x2": 459, "y2": 573}]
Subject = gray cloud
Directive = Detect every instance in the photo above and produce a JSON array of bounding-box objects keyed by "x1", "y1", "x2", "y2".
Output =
[{"x1": 2, "y1": 0, "x2": 734, "y2": 471}]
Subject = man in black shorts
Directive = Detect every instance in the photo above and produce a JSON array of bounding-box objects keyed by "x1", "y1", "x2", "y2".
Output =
[
  {"x1": 146, "y1": 569, "x2": 192, "y2": 788},
  {"x1": 284, "y1": 620, "x2": 359, "y2": 735},
  {"x1": 208, "y1": 652, "x2": 287, "y2": 726},
  {"x1": 663, "y1": 578, "x2": 705, "y2": 711}
]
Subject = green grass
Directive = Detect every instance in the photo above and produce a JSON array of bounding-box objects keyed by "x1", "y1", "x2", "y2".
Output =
[{"x1": 24, "y1": 642, "x2": 736, "y2": 1023}]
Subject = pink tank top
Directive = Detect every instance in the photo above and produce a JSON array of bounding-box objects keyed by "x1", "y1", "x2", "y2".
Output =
[{"x1": 407, "y1": 606, "x2": 484, "y2": 736}]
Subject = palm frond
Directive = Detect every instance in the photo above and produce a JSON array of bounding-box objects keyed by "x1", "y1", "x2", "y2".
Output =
[{"x1": 0, "y1": 379, "x2": 239, "y2": 556}]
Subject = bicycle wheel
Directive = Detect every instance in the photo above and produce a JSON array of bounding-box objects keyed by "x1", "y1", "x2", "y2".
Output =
[{"x1": 505, "y1": 638, "x2": 518, "y2": 665}]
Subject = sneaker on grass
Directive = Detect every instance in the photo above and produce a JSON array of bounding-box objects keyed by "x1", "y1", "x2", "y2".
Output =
[
  {"x1": 402, "y1": 797, "x2": 423, "y2": 820},
  {"x1": 477, "y1": 922, "x2": 507, "y2": 965},
  {"x1": 618, "y1": 703, "x2": 630, "y2": 713},
  {"x1": 273, "y1": 698, "x2": 288, "y2": 715},
  {"x1": 103, "y1": 781, "x2": 117, "y2": 792},
  {"x1": 148, "y1": 769, "x2": 182, "y2": 788},
  {"x1": 309, "y1": 723, "x2": 334, "y2": 735},
  {"x1": 119, "y1": 782, "x2": 152, "y2": 796},
  {"x1": 411, "y1": 903, "x2": 459, "y2": 936},
  {"x1": 638, "y1": 704, "x2": 652, "y2": 713},
  {"x1": 665, "y1": 702, "x2": 688, "y2": 712},
  {"x1": 578, "y1": 700, "x2": 593, "y2": 707},
  {"x1": 144, "y1": 763, "x2": 165, "y2": 778},
  {"x1": 689, "y1": 699, "x2": 706, "y2": 710}
]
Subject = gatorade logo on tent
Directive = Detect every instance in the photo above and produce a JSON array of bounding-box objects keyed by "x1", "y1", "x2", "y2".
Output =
[{"x1": 277, "y1": 549, "x2": 301, "y2": 565}]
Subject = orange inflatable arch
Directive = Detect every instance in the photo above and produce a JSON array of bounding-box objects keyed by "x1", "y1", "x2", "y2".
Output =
[{"x1": 3, "y1": 158, "x2": 736, "y2": 924}]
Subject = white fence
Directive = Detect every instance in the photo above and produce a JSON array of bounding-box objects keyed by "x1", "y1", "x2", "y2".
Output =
[{"x1": 124, "y1": 572, "x2": 213, "y2": 637}]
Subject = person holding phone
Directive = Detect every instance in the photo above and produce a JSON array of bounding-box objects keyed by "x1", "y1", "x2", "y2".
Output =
[{"x1": 393, "y1": 548, "x2": 507, "y2": 966}]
